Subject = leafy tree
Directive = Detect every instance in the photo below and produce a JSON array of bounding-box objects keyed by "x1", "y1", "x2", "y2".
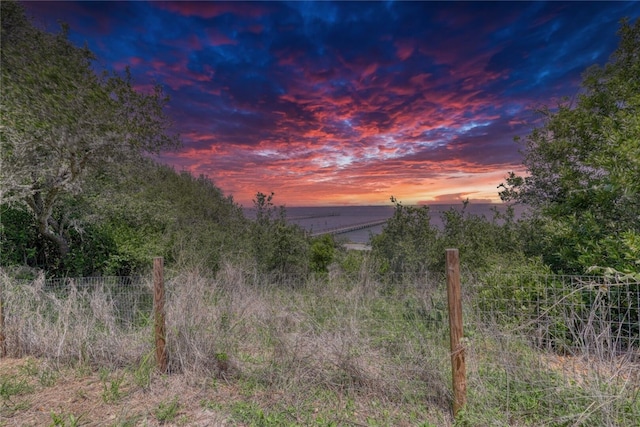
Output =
[
  {"x1": 499, "y1": 19, "x2": 640, "y2": 275},
  {"x1": 0, "y1": 1, "x2": 179, "y2": 263},
  {"x1": 310, "y1": 234, "x2": 336, "y2": 273},
  {"x1": 250, "y1": 192, "x2": 309, "y2": 275},
  {"x1": 1, "y1": 199, "x2": 119, "y2": 277},
  {"x1": 372, "y1": 197, "x2": 525, "y2": 278},
  {"x1": 0, "y1": 204, "x2": 45, "y2": 268},
  {"x1": 143, "y1": 165, "x2": 249, "y2": 274},
  {"x1": 436, "y1": 200, "x2": 523, "y2": 272},
  {"x1": 370, "y1": 197, "x2": 438, "y2": 277},
  {"x1": 85, "y1": 161, "x2": 248, "y2": 275}
]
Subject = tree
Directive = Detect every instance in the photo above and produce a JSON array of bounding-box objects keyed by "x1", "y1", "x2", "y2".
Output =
[
  {"x1": 499, "y1": 19, "x2": 640, "y2": 274},
  {"x1": 250, "y1": 192, "x2": 309, "y2": 275},
  {"x1": 310, "y1": 234, "x2": 335, "y2": 273},
  {"x1": 371, "y1": 197, "x2": 523, "y2": 278},
  {"x1": 0, "y1": 1, "x2": 179, "y2": 261},
  {"x1": 370, "y1": 196, "x2": 438, "y2": 277}
]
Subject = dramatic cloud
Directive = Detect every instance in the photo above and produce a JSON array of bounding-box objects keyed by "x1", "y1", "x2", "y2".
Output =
[{"x1": 23, "y1": 1, "x2": 640, "y2": 206}]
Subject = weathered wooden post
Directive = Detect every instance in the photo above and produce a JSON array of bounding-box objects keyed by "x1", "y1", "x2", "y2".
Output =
[
  {"x1": 0, "y1": 288, "x2": 6, "y2": 358},
  {"x1": 153, "y1": 257, "x2": 168, "y2": 373},
  {"x1": 446, "y1": 248, "x2": 466, "y2": 417}
]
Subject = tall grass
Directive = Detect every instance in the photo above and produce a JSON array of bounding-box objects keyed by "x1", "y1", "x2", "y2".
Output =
[
  {"x1": 1, "y1": 273, "x2": 150, "y2": 367},
  {"x1": 1, "y1": 267, "x2": 638, "y2": 425},
  {"x1": 465, "y1": 271, "x2": 640, "y2": 426}
]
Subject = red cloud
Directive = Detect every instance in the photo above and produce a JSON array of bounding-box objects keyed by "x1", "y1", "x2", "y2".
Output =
[
  {"x1": 394, "y1": 39, "x2": 415, "y2": 61},
  {"x1": 205, "y1": 28, "x2": 238, "y2": 46},
  {"x1": 154, "y1": 2, "x2": 268, "y2": 19}
]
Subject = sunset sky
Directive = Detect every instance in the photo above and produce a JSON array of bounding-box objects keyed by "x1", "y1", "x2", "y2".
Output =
[{"x1": 23, "y1": 1, "x2": 640, "y2": 207}]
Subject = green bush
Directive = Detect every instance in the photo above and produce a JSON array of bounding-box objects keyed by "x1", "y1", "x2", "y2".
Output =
[
  {"x1": 371, "y1": 198, "x2": 526, "y2": 277},
  {"x1": 0, "y1": 204, "x2": 45, "y2": 270},
  {"x1": 249, "y1": 192, "x2": 310, "y2": 275},
  {"x1": 370, "y1": 197, "x2": 438, "y2": 277},
  {"x1": 310, "y1": 234, "x2": 335, "y2": 273},
  {"x1": 476, "y1": 257, "x2": 584, "y2": 352}
]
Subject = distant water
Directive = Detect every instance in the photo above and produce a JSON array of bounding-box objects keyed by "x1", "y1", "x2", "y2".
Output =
[{"x1": 245, "y1": 204, "x2": 528, "y2": 244}]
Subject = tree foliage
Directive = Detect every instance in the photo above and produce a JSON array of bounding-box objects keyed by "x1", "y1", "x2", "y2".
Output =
[
  {"x1": 0, "y1": 1, "x2": 179, "y2": 261},
  {"x1": 250, "y1": 192, "x2": 310, "y2": 275},
  {"x1": 310, "y1": 234, "x2": 336, "y2": 274},
  {"x1": 81, "y1": 161, "x2": 248, "y2": 276},
  {"x1": 499, "y1": 19, "x2": 640, "y2": 275},
  {"x1": 371, "y1": 197, "x2": 525, "y2": 277},
  {"x1": 370, "y1": 197, "x2": 438, "y2": 277}
]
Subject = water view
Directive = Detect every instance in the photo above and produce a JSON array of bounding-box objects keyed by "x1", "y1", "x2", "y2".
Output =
[{"x1": 247, "y1": 204, "x2": 528, "y2": 244}]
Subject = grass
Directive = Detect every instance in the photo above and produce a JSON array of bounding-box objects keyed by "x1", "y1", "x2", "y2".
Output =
[
  {"x1": 0, "y1": 266, "x2": 638, "y2": 426},
  {"x1": 49, "y1": 411, "x2": 81, "y2": 427},
  {"x1": 0, "y1": 374, "x2": 34, "y2": 402},
  {"x1": 99, "y1": 368, "x2": 127, "y2": 403},
  {"x1": 154, "y1": 396, "x2": 180, "y2": 423}
]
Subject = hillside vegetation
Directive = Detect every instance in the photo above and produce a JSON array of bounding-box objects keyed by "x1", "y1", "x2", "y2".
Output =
[
  {"x1": 1, "y1": 3, "x2": 639, "y2": 425},
  {"x1": 2, "y1": 1, "x2": 638, "y2": 281}
]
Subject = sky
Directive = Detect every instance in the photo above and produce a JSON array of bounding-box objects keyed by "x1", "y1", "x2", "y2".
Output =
[{"x1": 22, "y1": 1, "x2": 640, "y2": 207}]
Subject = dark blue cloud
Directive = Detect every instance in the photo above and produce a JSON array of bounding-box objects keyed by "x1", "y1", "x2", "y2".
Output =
[{"x1": 20, "y1": 0, "x2": 640, "y2": 205}]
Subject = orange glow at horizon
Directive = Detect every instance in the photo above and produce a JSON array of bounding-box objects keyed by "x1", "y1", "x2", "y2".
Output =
[{"x1": 161, "y1": 144, "x2": 526, "y2": 207}]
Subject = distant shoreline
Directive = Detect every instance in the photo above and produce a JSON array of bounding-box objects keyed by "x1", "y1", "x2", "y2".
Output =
[
  {"x1": 274, "y1": 202, "x2": 510, "y2": 209},
  {"x1": 244, "y1": 203, "x2": 528, "y2": 245},
  {"x1": 343, "y1": 243, "x2": 372, "y2": 251}
]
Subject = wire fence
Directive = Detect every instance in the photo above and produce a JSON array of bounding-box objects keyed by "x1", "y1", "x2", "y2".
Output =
[
  {"x1": 0, "y1": 268, "x2": 638, "y2": 425},
  {"x1": 465, "y1": 272, "x2": 640, "y2": 425},
  {"x1": 42, "y1": 276, "x2": 153, "y2": 329},
  {"x1": 472, "y1": 273, "x2": 640, "y2": 355},
  {"x1": 0, "y1": 275, "x2": 154, "y2": 366}
]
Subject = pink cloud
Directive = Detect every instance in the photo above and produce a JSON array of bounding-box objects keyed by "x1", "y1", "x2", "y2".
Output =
[
  {"x1": 361, "y1": 62, "x2": 378, "y2": 79},
  {"x1": 154, "y1": 2, "x2": 268, "y2": 19},
  {"x1": 205, "y1": 28, "x2": 238, "y2": 46},
  {"x1": 394, "y1": 39, "x2": 415, "y2": 61}
]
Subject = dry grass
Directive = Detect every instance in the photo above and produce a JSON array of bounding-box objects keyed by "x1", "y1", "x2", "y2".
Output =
[
  {"x1": 0, "y1": 267, "x2": 453, "y2": 426},
  {"x1": 1, "y1": 267, "x2": 638, "y2": 426},
  {"x1": 1, "y1": 357, "x2": 232, "y2": 426}
]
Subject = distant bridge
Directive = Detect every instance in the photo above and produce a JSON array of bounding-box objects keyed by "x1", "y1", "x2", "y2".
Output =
[
  {"x1": 288, "y1": 212, "x2": 340, "y2": 221},
  {"x1": 310, "y1": 219, "x2": 388, "y2": 237}
]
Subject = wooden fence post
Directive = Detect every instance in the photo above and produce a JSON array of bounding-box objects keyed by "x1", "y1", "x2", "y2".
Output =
[
  {"x1": 446, "y1": 248, "x2": 466, "y2": 417},
  {"x1": 153, "y1": 257, "x2": 168, "y2": 373},
  {"x1": 0, "y1": 289, "x2": 6, "y2": 358}
]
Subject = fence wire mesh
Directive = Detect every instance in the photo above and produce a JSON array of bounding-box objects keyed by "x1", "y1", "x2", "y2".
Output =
[
  {"x1": 0, "y1": 269, "x2": 638, "y2": 425},
  {"x1": 42, "y1": 276, "x2": 153, "y2": 329},
  {"x1": 471, "y1": 273, "x2": 639, "y2": 354},
  {"x1": 465, "y1": 272, "x2": 639, "y2": 426},
  {"x1": 0, "y1": 275, "x2": 154, "y2": 366}
]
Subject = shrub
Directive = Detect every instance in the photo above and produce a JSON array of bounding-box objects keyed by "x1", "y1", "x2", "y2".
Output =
[{"x1": 309, "y1": 234, "x2": 335, "y2": 273}]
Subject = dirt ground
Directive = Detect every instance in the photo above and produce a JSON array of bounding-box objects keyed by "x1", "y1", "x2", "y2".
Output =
[
  {"x1": 4, "y1": 353, "x2": 637, "y2": 426},
  {"x1": 0, "y1": 357, "x2": 236, "y2": 426},
  {"x1": 540, "y1": 352, "x2": 640, "y2": 387}
]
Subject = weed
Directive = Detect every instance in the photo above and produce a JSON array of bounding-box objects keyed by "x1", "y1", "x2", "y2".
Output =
[
  {"x1": 39, "y1": 368, "x2": 59, "y2": 387},
  {"x1": 49, "y1": 411, "x2": 81, "y2": 427},
  {"x1": 100, "y1": 369, "x2": 126, "y2": 404},
  {"x1": 130, "y1": 350, "x2": 155, "y2": 389},
  {"x1": 74, "y1": 363, "x2": 92, "y2": 378},
  {"x1": 109, "y1": 410, "x2": 143, "y2": 427},
  {"x1": 16, "y1": 358, "x2": 58, "y2": 387},
  {"x1": 155, "y1": 397, "x2": 180, "y2": 423},
  {"x1": 111, "y1": 418, "x2": 140, "y2": 427},
  {"x1": 200, "y1": 399, "x2": 222, "y2": 411},
  {"x1": 214, "y1": 351, "x2": 230, "y2": 376},
  {"x1": 231, "y1": 401, "x2": 291, "y2": 426},
  {"x1": 18, "y1": 358, "x2": 40, "y2": 377},
  {"x1": 0, "y1": 375, "x2": 33, "y2": 402}
]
